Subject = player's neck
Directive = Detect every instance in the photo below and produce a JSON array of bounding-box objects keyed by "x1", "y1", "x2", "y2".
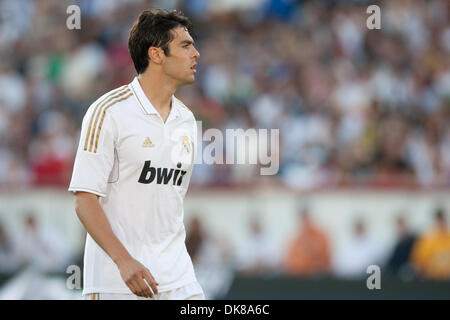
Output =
[{"x1": 138, "y1": 72, "x2": 176, "y2": 118}]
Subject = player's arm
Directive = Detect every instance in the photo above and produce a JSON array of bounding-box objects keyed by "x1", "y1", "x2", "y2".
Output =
[
  {"x1": 74, "y1": 191, "x2": 159, "y2": 297},
  {"x1": 70, "y1": 104, "x2": 158, "y2": 298}
]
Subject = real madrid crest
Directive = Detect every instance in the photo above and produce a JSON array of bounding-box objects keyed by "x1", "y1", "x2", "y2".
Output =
[
  {"x1": 182, "y1": 135, "x2": 191, "y2": 154},
  {"x1": 170, "y1": 130, "x2": 193, "y2": 166}
]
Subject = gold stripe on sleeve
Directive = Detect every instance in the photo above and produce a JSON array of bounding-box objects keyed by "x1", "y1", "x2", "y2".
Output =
[
  {"x1": 83, "y1": 85, "x2": 128, "y2": 151},
  {"x1": 88, "y1": 88, "x2": 131, "y2": 152},
  {"x1": 93, "y1": 92, "x2": 133, "y2": 153}
]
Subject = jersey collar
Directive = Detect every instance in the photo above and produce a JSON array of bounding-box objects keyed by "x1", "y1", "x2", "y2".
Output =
[{"x1": 130, "y1": 76, "x2": 182, "y2": 122}]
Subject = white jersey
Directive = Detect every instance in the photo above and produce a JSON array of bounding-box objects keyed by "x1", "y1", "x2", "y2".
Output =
[{"x1": 69, "y1": 77, "x2": 198, "y2": 295}]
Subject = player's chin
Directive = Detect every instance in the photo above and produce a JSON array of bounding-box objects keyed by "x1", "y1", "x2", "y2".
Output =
[{"x1": 184, "y1": 75, "x2": 196, "y2": 84}]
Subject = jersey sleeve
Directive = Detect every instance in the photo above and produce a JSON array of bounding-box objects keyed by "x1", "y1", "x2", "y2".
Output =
[{"x1": 68, "y1": 106, "x2": 116, "y2": 197}]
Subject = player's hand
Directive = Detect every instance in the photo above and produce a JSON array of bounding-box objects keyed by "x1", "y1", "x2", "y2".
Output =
[{"x1": 116, "y1": 256, "x2": 159, "y2": 298}]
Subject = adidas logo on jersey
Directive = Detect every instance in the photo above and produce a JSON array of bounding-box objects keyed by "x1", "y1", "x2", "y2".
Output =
[
  {"x1": 138, "y1": 161, "x2": 187, "y2": 186},
  {"x1": 142, "y1": 137, "x2": 155, "y2": 148}
]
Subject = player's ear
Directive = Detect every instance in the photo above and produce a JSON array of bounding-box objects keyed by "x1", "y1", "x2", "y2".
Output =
[{"x1": 148, "y1": 47, "x2": 164, "y2": 65}]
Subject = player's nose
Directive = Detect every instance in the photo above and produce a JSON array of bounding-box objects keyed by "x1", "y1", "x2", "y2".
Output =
[{"x1": 192, "y1": 47, "x2": 200, "y2": 59}]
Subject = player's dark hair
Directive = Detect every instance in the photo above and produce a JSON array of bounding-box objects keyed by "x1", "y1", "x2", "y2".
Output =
[{"x1": 128, "y1": 9, "x2": 193, "y2": 74}]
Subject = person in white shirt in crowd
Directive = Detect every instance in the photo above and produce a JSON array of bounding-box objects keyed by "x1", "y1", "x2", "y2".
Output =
[{"x1": 332, "y1": 217, "x2": 386, "y2": 278}]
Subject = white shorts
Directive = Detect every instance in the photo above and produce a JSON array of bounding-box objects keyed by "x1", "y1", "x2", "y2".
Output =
[{"x1": 84, "y1": 281, "x2": 205, "y2": 300}]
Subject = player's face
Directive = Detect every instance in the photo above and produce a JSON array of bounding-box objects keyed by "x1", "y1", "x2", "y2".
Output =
[{"x1": 163, "y1": 26, "x2": 200, "y2": 86}]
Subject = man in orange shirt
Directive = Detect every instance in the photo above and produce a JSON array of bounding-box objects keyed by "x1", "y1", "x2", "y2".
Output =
[
  {"x1": 284, "y1": 208, "x2": 331, "y2": 276},
  {"x1": 411, "y1": 207, "x2": 450, "y2": 279}
]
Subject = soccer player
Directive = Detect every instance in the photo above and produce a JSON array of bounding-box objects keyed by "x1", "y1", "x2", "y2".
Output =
[{"x1": 68, "y1": 9, "x2": 203, "y2": 300}]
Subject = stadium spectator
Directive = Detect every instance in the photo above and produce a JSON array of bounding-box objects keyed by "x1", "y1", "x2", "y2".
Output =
[
  {"x1": 0, "y1": 219, "x2": 19, "y2": 273},
  {"x1": 15, "y1": 212, "x2": 72, "y2": 272},
  {"x1": 185, "y1": 215, "x2": 207, "y2": 265},
  {"x1": 185, "y1": 215, "x2": 234, "y2": 299},
  {"x1": 385, "y1": 214, "x2": 417, "y2": 279},
  {"x1": 411, "y1": 207, "x2": 450, "y2": 280},
  {"x1": 283, "y1": 208, "x2": 331, "y2": 276},
  {"x1": 235, "y1": 215, "x2": 280, "y2": 275},
  {"x1": 332, "y1": 217, "x2": 385, "y2": 278}
]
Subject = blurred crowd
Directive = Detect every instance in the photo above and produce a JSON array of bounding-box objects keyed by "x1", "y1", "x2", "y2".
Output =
[
  {"x1": 1, "y1": 204, "x2": 449, "y2": 299},
  {"x1": 0, "y1": 0, "x2": 450, "y2": 190},
  {"x1": 0, "y1": 212, "x2": 77, "y2": 274},
  {"x1": 185, "y1": 205, "x2": 450, "y2": 298}
]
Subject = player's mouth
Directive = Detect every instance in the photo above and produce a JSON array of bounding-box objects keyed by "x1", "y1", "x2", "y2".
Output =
[{"x1": 190, "y1": 63, "x2": 197, "y2": 73}]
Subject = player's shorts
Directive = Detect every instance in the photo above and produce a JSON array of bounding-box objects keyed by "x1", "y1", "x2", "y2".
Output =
[{"x1": 84, "y1": 281, "x2": 205, "y2": 300}]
